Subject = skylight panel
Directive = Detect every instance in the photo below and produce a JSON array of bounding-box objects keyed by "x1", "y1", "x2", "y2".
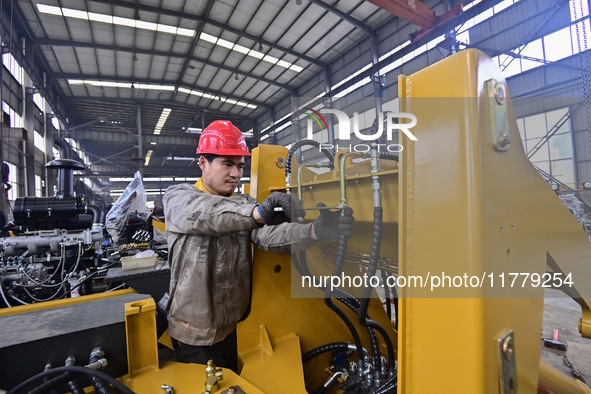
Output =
[
  {"x1": 37, "y1": 3, "x2": 195, "y2": 37},
  {"x1": 37, "y1": 4, "x2": 62, "y2": 16}
]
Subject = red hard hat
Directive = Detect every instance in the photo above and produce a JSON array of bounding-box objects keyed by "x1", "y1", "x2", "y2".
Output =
[{"x1": 196, "y1": 120, "x2": 251, "y2": 156}]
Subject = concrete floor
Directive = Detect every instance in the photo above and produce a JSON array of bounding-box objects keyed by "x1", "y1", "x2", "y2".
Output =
[{"x1": 542, "y1": 289, "x2": 591, "y2": 385}]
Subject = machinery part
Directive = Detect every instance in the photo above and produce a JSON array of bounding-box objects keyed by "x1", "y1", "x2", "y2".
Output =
[
  {"x1": 45, "y1": 159, "x2": 85, "y2": 199},
  {"x1": 161, "y1": 384, "x2": 175, "y2": 394},
  {"x1": 284, "y1": 140, "x2": 335, "y2": 186},
  {"x1": 497, "y1": 331, "x2": 517, "y2": 394},
  {"x1": 539, "y1": 359, "x2": 591, "y2": 394},
  {"x1": 196, "y1": 120, "x2": 251, "y2": 156},
  {"x1": 6, "y1": 366, "x2": 133, "y2": 394},
  {"x1": 204, "y1": 359, "x2": 223, "y2": 393},
  {"x1": 0, "y1": 225, "x2": 103, "y2": 256},
  {"x1": 0, "y1": 291, "x2": 148, "y2": 390},
  {"x1": 64, "y1": 356, "x2": 85, "y2": 394}
]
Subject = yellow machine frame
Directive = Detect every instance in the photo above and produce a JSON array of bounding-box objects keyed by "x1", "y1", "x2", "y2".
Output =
[{"x1": 4, "y1": 49, "x2": 591, "y2": 394}]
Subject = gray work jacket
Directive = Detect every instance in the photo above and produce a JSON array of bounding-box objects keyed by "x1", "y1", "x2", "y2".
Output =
[{"x1": 163, "y1": 183, "x2": 315, "y2": 346}]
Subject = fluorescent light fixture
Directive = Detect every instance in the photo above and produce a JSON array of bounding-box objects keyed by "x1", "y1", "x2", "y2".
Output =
[
  {"x1": 37, "y1": 3, "x2": 196, "y2": 37},
  {"x1": 180, "y1": 88, "x2": 257, "y2": 109},
  {"x1": 144, "y1": 150, "x2": 153, "y2": 166},
  {"x1": 186, "y1": 127, "x2": 203, "y2": 134},
  {"x1": 164, "y1": 156, "x2": 195, "y2": 161},
  {"x1": 153, "y1": 108, "x2": 170, "y2": 135},
  {"x1": 68, "y1": 79, "x2": 175, "y2": 91},
  {"x1": 198, "y1": 32, "x2": 303, "y2": 72},
  {"x1": 150, "y1": 142, "x2": 157, "y2": 145},
  {"x1": 144, "y1": 177, "x2": 174, "y2": 182}
]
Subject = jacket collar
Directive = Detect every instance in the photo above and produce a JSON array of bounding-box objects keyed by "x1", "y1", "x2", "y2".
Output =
[{"x1": 194, "y1": 178, "x2": 234, "y2": 197}]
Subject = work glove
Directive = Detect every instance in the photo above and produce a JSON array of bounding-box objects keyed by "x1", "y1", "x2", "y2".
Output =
[
  {"x1": 257, "y1": 192, "x2": 305, "y2": 225},
  {"x1": 313, "y1": 203, "x2": 355, "y2": 240}
]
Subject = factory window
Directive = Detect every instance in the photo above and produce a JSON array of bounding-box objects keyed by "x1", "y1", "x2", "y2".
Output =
[
  {"x1": 517, "y1": 107, "x2": 575, "y2": 187},
  {"x1": 1, "y1": 102, "x2": 22, "y2": 128},
  {"x1": 33, "y1": 93, "x2": 45, "y2": 111},
  {"x1": 2, "y1": 52, "x2": 24, "y2": 85},
  {"x1": 34, "y1": 130, "x2": 44, "y2": 152},
  {"x1": 6, "y1": 162, "x2": 19, "y2": 201},
  {"x1": 35, "y1": 175, "x2": 43, "y2": 197}
]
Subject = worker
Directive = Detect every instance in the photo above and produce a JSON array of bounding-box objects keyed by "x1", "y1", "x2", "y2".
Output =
[{"x1": 163, "y1": 120, "x2": 353, "y2": 372}]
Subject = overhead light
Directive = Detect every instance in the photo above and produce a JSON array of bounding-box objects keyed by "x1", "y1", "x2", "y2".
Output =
[
  {"x1": 144, "y1": 150, "x2": 153, "y2": 166},
  {"x1": 150, "y1": 142, "x2": 157, "y2": 145},
  {"x1": 37, "y1": 3, "x2": 195, "y2": 37},
  {"x1": 198, "y1": 33, "x2": 301, "y2": 72},
  {"x1": 154, "y1": 108, "x2": 171, "y2": 135},
  {"x1": 178, "y1": 87, "x2": 257, "y2": 109},
  {"x1": 68, "y1": 79, "x2": 175, "y2": 91}
]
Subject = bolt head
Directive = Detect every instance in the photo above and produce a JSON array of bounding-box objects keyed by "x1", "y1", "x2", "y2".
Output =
[{"x1": 502, "y1": 336, "x2": 514, "y2": 361}]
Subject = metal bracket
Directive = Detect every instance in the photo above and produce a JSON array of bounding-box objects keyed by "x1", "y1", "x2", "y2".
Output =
[
  {"x1": 497, "y1": 330, "x2": 518, "y2": 394},
  {"x1": 485, "y1": 79, "x2": 511, "y2": 152}
]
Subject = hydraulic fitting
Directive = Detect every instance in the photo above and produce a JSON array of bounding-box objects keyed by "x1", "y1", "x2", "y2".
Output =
[{"x1": 204, "y1": 359, "x2": 223, "y2": 393}]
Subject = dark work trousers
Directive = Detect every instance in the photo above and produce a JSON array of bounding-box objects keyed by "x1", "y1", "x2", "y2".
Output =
[{"x1": 171, "y1": 329, "x2": 238, "y2": 373}]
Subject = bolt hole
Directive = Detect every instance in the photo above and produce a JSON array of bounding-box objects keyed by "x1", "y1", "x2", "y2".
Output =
[
  {"x1": 273, "y1": 264, "x2": 282, "y2": 273},
  {"x1": 506, "y1": 249, "x2": 511, "y2": 258}
]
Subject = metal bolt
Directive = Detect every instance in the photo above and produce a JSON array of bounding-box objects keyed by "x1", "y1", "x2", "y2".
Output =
[
  {"x1": 502, "y1": 336, "x2": 514, "y2": 361},
  {"x1": 494, "y1": 83, "x2": 506, "y2": 105},
  {"x1": 161, "y1": 384, "x2": 174, "y2": 394},
  {"x1": 275, "y1": 158, "x2": 285, "y2": 168},
  {"x1": 498, "y1": 133, "x2": 511, "y2": 148}
]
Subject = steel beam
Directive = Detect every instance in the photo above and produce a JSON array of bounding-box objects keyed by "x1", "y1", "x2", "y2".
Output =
[
  {"x1": 32, "y1": 39, "x2": 292, "y2": 91},
  {"x1": 87, "y1": 0, "x2": 321, "y2": 66},
  {"x1": 52, "y1": 73, "x2": 267, "y2": 108}
]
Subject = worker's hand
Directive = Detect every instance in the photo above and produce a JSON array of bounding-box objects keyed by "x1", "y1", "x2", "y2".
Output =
[
  {"x1": 312, "y1": 203, "x2": 354, "y2": 240},
  {"x1": 256, "y1": 192, "x2": 305, "y2": 225}
]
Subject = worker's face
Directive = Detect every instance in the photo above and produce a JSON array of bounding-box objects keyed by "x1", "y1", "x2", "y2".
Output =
[{"x1": 199, "y1": 155, "x2": 245, "y2": 196}]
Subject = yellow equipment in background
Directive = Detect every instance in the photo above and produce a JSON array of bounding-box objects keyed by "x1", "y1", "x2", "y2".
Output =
[{"x1": 3, "y1": 48, "x2": 591, "y2": 394}]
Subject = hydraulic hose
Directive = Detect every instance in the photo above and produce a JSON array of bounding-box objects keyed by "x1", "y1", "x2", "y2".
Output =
[
  {"x1": 302, "y1": 342, "x2": 352, "y2": 363},
  {"x1": 296, "y1": 239, "x2": 381, "y2": 372},
  {"x1": 335, "y1": 292, "x2": 380, "y2": 373},
  {"x1": 65, "y1": 356, "x2": 85, "y2": 394},
  {"x1": 88, "y1": 348, "x2": 112, "y2": 394},
  {"x1": 285, "y1": 140, "x2": 335, "y2": 181},
  {"x1": 357, "y1": 207, "x2": 396, "y2": 373},
  {"x1": 370, "y1": 372, "x2": 398, "y2": 394},
  {"x1": 324, "y1": 230, "x2": 365, "y2": 373},
  {"x1": 7, "y1": 366, "x2": 133, "y2": 394}
]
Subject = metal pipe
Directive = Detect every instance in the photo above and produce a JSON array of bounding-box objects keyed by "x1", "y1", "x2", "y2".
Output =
[
  {"x1": 296, "y1": 163, "x2": 322, "y2": 202},
  {"x1": 539, "y1": 359, "x2": 591, "y2": 394},
  {"x1": 339, "y1": 152, "x2": 369, "y2": 206}
]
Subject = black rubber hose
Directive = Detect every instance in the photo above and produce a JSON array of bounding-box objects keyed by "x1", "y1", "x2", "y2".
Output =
[
  {"x1": 370, "y1": 373, "x2": 398, "y2": 394},
  {"x1": 89, "y1": 351, "x2": 113, "y2": 394},
  {"x1": 285, "y1": 140, "x2": 334, "y2": 177},
  {"x1": 337, "y1": 295, "x2": 380, "y2": 373},
  {"x1": 357, "y1": 207, "x2": 396, "y2": 372},
  {"x1": 7, "y1": 366, "x2": 134, "y2": 394},
  {"x1": 302, "y1": 342, "x2": 351, "y2": 363},
  {"x1": 381, "y1": 270, "x2": 392, "y2": 321},
  {"x1": 378, "y1": 151, "x2": 398, "y2": 161},
  {"x1": 324, "y1": 232, "x2": 365, "y2": 372},
  {"x1": 29, "y1": 372, "x2": 77, "y2": 394},
  {"x1": 65, "y1": 357, "x2": 85, "y2": 394},
  {"x1": 297, "y1": 247, "x2": 380, "y2": 372}
]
